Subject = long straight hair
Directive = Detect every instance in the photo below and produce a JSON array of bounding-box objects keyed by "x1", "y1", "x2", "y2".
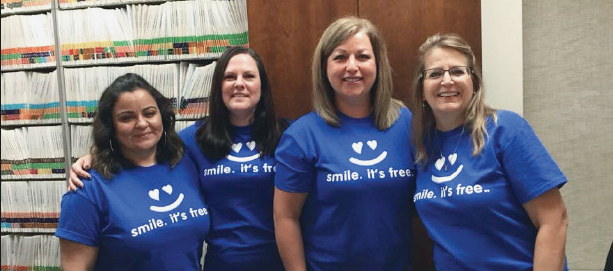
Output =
[{"x1": 195, "y1": 46, "x2": 287, "y2": 160}]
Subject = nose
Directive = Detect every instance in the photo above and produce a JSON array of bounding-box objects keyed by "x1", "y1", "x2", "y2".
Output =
[
  {"x1": 235, "y1": 75, "x2": 245, "y2": 88},
  {"x1": 441, "y1": 70, "x2": 454, "y2": 86},
  {"x1": 346, "y1": 55, "x2": 358, "y2": 72},
  {"x1": 135, "y1": 115, "x2": 148, "y2": 128}
]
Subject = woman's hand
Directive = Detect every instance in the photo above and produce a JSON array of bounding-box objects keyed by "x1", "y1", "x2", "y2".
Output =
[{"x1": 68, "y1": 154, "x2": 93, "y2": 191}]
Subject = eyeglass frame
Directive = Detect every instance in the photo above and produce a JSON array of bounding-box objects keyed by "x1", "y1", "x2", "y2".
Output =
[{"x1": 420, "y1": 66, "x2": 473, "y2": 80}]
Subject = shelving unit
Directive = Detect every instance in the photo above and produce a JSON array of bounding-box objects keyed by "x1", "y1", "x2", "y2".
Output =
[{"x1": 1, "y1": 0, "x2": 248, "y2": 268}]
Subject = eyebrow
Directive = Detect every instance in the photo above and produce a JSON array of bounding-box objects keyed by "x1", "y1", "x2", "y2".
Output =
[
  {"x1": 332, "y1": 48, "x2": 371, "y2": 54},
  {"x1": 116, "y1": 105, "x2": 157, "y2": 115}
]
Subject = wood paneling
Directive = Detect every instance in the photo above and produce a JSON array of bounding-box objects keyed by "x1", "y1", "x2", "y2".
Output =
[
  {"x1": 359, "y1": 0, "x2": 481, "y2": 108},
  {"x1": 247, "y1": 0, "x2": 356, "y2": 120},
  {"x1": 248, "y1": 0, "x2": 480, "y2": 119}
]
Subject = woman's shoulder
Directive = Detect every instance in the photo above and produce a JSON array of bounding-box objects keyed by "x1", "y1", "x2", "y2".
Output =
[
  {"x1": 284, "y1": 111, "x2": 321, "y2": 130},
  {"x1": 178, "y1": 119, "x2": 205, "y2": 138},
  {"x1": 69, "y1": 168, "x2": 110, "y2": 204},
  {"x1": 398, "y1": 105, "x2": 413, "y2": 119},
  {"x1": 494, "y1": 110, "x2": 529, "y2": 128}
]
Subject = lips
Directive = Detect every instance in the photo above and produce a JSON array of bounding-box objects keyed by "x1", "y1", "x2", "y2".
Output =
[
  {"x1": 438, "y1": 91, "x2": 459, "y2": 97},
  {"x1": 343, "y1": 77, "x2": 362, "y2": 82},
  {"x1": 133, "y1": 132, "x2": 151, "y2": 138}
]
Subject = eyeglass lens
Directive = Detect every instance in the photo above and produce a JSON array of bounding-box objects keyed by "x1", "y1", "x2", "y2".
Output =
[{"x1": 424, "y1": 66, "x2": 470, "y2": 79}]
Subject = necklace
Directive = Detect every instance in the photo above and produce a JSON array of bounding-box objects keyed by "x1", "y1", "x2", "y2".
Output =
[{"x1": 434, "y1": 125, "x2": 465, "y2": 171}]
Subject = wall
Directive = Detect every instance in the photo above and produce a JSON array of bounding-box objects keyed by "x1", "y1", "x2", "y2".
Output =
[
  {"x1": 481, "y1": 0, "x2": 523, "y2": 115},
  {"x1": 523, "y1": 1, "x2": 613, "y2": 270}
]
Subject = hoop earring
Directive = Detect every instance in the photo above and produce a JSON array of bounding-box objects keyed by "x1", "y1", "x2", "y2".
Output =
[{"x1": 109, "y1": 139, "x2": 116, "y2": 153}]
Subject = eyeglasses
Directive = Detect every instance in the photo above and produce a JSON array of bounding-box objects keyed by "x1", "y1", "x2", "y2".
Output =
[{"x1": 422, "y1": 66, "x2": 472, "y2": 80}]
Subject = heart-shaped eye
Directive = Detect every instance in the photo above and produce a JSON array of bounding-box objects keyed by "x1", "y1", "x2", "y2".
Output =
[
  {"x1": 448, "y1": 153, "x2": 457, "y2": 165},
  {"x1": 435, "y1": 157, "x2": 445, "y2": 171},
  {"x1": 352, "y1": 142, "x2": 363, "y2": 154},
  {"x1": 162, "y1": 184, "x2": 172, "y2": 195},
  {"x1": 231, "y1": 143, "x2": 242, "y2": 153},
  {"x1": 246, "y1": 141, "x2": 256, "y2": 151},
  {"x1": 148, "y1": 189, "x2": 160, "y2": 201},
  {"x1": 367, "y1": 140, "x2": 377, "y2": 150}
]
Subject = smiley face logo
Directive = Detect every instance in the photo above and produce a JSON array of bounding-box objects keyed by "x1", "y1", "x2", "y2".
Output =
[
  {"x1": 227, "y1": 141, "x2": 260, "y2": 162},
  {"x1": 149, "y1": 184, "x2": 184, "y2": 212},
  {"x1": 348, "y1": 140, "x2": 387, "y2": 166},
  {"x1": 431, "y1": 154, "x2": 463, "y2": 184}
]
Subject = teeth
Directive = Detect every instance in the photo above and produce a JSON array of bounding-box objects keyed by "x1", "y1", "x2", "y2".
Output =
[
  {"x1": 439, "y1": 92, "x2": 458, "y2": 97},
  {"x1": 344, "y1": 78, "x2": 360, "y2": 82}
]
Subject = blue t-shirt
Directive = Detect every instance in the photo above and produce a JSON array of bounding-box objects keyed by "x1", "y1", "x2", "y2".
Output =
[
  {"x1": 413, "y1": 110, "x2": 568, "y2": 270},
  {"x1": 275, "y1": 108, "x2": 415, "y2": 271},
  {"x1": 55, "y1": 158, "x2": 209, "y2": 271},
  {"x1": 179, "y1": 123, "x2": 284, "y2": 271}
]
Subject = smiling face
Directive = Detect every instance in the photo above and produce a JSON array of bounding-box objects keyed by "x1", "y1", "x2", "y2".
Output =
[
  {"x1": 422, "y1": 47, "x2": 474, "y2": 129},
  {"x1": 326, "y1": 31, "x2": 377, "y2": 110},
  {"x1": 113, "y1": 89, "x2": 163, "y2": 165},
  {"x1": 222, "y1": 53, "x2": 262, "y2": 126}
]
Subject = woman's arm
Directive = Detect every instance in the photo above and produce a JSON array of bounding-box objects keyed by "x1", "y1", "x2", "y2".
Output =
[
  {"x1": 68, "y1": 154, "x2": 92, "y2": 191},
  {"x1": 523, "y1": 187, "x2": 568, "y2": 271},
  {"x1": 274, "y1": 188, "x2": 308, "y2": 271},
  {"x1": 60, "y1": 239, "x2": 98, "y2": 271}
]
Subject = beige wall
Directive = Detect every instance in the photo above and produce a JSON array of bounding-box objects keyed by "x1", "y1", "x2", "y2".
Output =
[
  {"x1": 481, "y1": 0, "x2": 523, "y2": 115},
  {"x1": 483, "y1": 1, "x2": 613, "y2": 270}
]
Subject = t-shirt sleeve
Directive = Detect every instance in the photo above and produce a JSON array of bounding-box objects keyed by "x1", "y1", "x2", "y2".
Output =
[
  {"x1": 55, "y1": 191, "x2": 101, "y2": 246},
  {"x1": 500, "y1": 114, "x2": 567, "y2": 204},
  {"x1": 274, "y1": 131, "x2": 314, "y2": 193},
  {"x1": 178, "y1": 123, "x2": 198, "y2": 160}
]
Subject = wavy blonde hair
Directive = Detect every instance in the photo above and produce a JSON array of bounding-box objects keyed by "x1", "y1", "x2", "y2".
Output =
[
  {"x1": 312, "y1": 16, "x2": 403, "y2": 130},
  {"x1": 409, "y1": 33, "x2": 497, "y2": 165}
]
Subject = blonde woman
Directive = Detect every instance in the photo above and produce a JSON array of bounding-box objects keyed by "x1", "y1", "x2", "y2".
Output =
[
  {"x1": 410, "y1": 33, "x2": 568, "y2": 270},
  {"x1": 274, "y1": 17, "x2": 415, "y2": 271}
]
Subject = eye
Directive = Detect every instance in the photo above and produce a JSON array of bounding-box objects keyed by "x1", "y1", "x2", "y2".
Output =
[
  {"x1": 357, "y1": 54, "x2": 371, "y2": 60},
  {"x1": 223, "y1": 74, "x2": 236, "y2": 80},
  {"x1": 332, "y1": 54, "x2": 346, "y2": 61},
  {"x1": 144, "y1": 110, "x2": 157, "y2": 117},
  {"x1": 450, "y1": 67, "x2": 467, "y2": 76},
  {"x1": 117, "y1": 115, "x2": 134, "y2": 122},
  {"x1": 427, "y1": 69, "x2": 443, "y2": 79}
]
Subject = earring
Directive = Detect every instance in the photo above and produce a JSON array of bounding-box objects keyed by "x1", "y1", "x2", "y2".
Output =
[
  {"x1": 422, "y1": 101, "x2": 427, "y2": 108},
  {"x1": 109, "y1": 139, "x2": 116, "y2": 153},
  {"x1": 163, "y1": 131, "x2": 167, "y2": 146}
]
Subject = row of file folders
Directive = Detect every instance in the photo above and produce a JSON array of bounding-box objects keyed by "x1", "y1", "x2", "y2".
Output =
[
  {"x1": 1, "y1": 181, "x2": 64, "y2": 233},
  {"x1": 1, "y1": 0, "x2": 241, "y2": 13},
  {"x1": 1, "y1": 234, "x2": 60, "y2": 270},
  {"x1": 1, "y1": 121, "x2": 195, "y2": 180},
  {"x1": 1, "y1": 0, "x2": 248, "y2": 70},
  {"x1": 1, "y1": 62, "x2": 215, "y2": 125}
]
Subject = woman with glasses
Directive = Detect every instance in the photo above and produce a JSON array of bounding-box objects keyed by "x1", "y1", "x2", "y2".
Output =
[{"x1": 409, "y1": 33, "x2": 569, "y2": 270}]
